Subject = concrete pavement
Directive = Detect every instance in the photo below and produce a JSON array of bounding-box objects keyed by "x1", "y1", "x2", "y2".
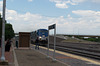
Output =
[
  {"x1": 15, "y1": 48, "x2": 67, "y2": 66},
  {"x1": 0, "y1": 46, "x2": 14, "y2": 66}
]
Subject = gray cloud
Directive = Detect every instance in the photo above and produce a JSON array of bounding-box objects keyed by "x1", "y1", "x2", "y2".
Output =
[
  {"x1": 5, "y1": 9, "x2": 100, "y2": 35},
  {"x1": 0, "y1": 0, "x2": 100, "y2": 35}
]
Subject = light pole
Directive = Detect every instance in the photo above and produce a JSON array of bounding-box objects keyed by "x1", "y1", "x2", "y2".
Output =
[{"x1": 1, "y1": 0, "x2": 6, "y2": 61}]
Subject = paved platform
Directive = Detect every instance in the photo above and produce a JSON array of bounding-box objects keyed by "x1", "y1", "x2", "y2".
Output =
[
  {"x1": 0, "y1": 43, "x2": 100, "y2": 66},
  {"x1": 15, "y1": 49, "x2": 67, "y2": 66},
  {"x1": 37, "y1": 46, "x2": 100, "y2": 66},
  {"x1": 0, "y1": 47, "x2": 14, "y2": 66}
]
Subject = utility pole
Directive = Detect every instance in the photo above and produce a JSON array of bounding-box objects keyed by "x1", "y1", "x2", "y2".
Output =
[{"x1": 1, "y1": 0, "x2": 6, "y2": 61}]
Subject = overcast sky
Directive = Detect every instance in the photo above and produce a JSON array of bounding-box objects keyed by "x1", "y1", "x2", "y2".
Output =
[{"x1": 0, "y1": 0, "x2": 100, "y2": 35}]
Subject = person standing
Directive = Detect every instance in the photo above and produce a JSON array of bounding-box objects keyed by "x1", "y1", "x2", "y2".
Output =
[
  {"x1": 35, "y1": 37, "x2": 39, "y2": 50},
  {"x1": 16, "y1": 40, "x2": 18, "y2": 49},
  {"x1": 5, "y1": 39, "x2": 11, "y2": 52}
]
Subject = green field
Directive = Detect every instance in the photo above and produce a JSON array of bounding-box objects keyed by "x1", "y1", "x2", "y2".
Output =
[{"x1": 61, "y1": 36, "x2": 99, "y2": 44}]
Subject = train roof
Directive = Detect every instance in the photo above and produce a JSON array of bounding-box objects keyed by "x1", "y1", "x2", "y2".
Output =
[
  {"x1": 31, "y1": 29, "x2": 48, "y2": 33},
  {"x1": 37, "y1": 29, "x2": 48, "y2": 31}
]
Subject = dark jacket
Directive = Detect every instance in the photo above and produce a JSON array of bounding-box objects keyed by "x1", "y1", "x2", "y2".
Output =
[
  {"x1": 5, "y1": 40, "x2": 11, "y2": 52},
  {"x1": 35, "y1": 39, "x2": 39, "y2": 43}
]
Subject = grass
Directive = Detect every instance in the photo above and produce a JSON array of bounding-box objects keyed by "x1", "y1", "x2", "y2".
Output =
[{"x1": 61, "y1": 36, "x2": 98, "y2": 44}]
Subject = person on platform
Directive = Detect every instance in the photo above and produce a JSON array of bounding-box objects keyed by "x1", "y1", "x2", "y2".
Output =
[
  {"x1": 35, "y1": 37, "x2": 39, "y2": 50},
  {"x1": 16, "y1": 40, "x2": 18, "y2": 49},
  {"x1": 5, "y1": 39, "x2": 11, "y2": 52}
]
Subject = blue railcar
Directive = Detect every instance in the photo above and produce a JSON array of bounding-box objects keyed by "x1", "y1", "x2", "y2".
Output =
[{"x1": 31, "y1": 29, "x2": 48, "y2": 45}]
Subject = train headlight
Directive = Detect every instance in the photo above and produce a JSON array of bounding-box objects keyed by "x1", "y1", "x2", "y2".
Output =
[{"x1": 39, "y1": 36, "x2": 42, "y2": 39}]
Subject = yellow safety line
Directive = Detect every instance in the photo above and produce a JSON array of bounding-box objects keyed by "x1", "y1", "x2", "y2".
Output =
[{"x1": 39, "y1": 46, "x2": 100, "y2": 65}]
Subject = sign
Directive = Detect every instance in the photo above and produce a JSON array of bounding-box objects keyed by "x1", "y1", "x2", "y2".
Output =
[
  {"x1": 49, "y1": 24, "x2": 55, "y2": 30},
  {"x1": 47, "y1": 24, "x2": 56, "y2": 61}
]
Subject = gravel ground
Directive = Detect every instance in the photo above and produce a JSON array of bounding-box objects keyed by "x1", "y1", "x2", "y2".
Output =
[{"x1": 15, "y1": 49, "x2": 67, "y2": 66}]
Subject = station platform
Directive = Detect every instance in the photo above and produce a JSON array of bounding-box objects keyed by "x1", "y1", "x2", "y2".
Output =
[
  {"x1": 31, "y1": 45, "x2": 100, "y2": 66},
  {"x1": 15, "y1": 48, "x2": 67, "y2": 66},
  {"x1": 0, "y1": 44, "x2": 100, "y2": 66},
  {"x1": 0, "y1": 47, "x2": 14, "y2": 66}
]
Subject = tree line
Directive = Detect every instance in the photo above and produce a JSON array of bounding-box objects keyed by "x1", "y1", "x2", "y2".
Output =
[{"x1": 0, "y1": 15, "x2": 15, "y2": 40}]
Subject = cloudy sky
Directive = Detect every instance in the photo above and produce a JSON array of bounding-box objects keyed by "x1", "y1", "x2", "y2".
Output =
[{"x1": 0, "y1": 0, "x2": 100, "y2": 35}]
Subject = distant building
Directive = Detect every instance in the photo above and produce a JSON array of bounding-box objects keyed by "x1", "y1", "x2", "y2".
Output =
[
  {"x1": 84, "y1": 37, "x2": 89, "y2": 39},
  {"x1": 72, "y1": 36, "x2": 74, "y2": 38}
]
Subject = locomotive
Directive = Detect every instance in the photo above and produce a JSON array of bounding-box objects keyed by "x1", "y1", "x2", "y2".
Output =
[{"x1": 31, "y1": 29, "x2": 48, "y2": 45}]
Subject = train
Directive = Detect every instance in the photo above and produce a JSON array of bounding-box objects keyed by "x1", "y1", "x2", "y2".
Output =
[{"x1": 31, "y1": 29, "x2": 48, "y2": 45}]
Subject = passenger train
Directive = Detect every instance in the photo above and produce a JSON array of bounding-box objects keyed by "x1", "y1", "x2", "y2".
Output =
[{"x1": 31, "y1": 29, "x2": 48, "y2": 45}]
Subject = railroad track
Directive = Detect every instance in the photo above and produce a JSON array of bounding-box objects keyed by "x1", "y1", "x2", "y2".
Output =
[
  {"x1": 48, "y1": 44, "x2": 100, "y2": 60},
  {"x1": 39, "y1": 36, "x2": 100, "y2": 60}
]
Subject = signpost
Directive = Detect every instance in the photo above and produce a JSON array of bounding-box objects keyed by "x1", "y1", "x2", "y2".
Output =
[{"x1": 47, "y1": 24, "x2": 56, "y2": 61}]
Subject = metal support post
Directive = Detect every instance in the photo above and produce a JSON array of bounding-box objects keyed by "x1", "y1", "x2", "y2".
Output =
[
  {"x1": 48, "y1": 24, "x2": 56, "y2": 60},
  {"x1": 47, "y1": 27, "x2": 49, "y2": 58},
  {"x1": 53, "y1": 24, "x2": 56, "y2": 61},
  {"x1": 1, "y1": 0, "x2": 6, "y2": 61}
]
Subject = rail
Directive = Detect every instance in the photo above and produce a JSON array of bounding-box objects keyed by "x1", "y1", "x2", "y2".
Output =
[{"x1": 48, "y1": 44, "x2": 100, "y2": 60}]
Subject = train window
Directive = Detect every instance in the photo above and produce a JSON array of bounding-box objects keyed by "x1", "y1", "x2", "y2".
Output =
[{"x1": 39, "y1": 30, "x2": 48, "y2": 32}]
